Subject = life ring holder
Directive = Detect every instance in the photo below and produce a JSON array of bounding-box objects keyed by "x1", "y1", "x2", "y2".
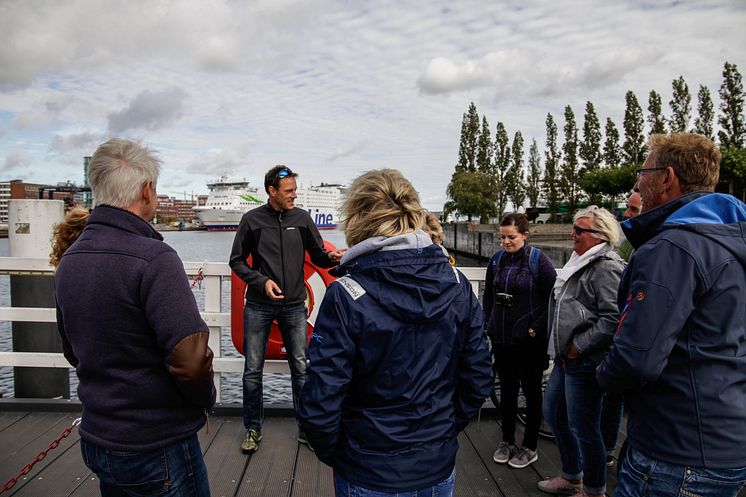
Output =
[{"x1": 230, "y1": 241, "x2": 337, "y2": 358}]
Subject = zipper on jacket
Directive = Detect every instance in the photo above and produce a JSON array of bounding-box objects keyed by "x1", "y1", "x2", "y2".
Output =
[{"x1": 279, "y1": 210, "x2": 285, "y2": 302}]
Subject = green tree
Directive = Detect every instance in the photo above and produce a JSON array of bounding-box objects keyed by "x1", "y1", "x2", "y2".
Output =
[
  {"x1": 506, "y1": 131, "x2": 526, "y2": 211},
  {"x1": 580, "y1": 101, "x2": 602, "y2": 173},
  {"x1": 476, "y1": 116, "x2": 492, "y2": 174},
  {"x1": 694, "y1": 85, "x2": 714, "y2": 140},
  {"x1": 444, "y1": 171, "x2": 497, "y2": 222},
  {"x1": 647, "y1": 90, "x2": 666, "y2": 136},
  {"x1": 578, "y1": 164, "x2": 637, "y2": 201},
  {"x1": 526, "y1": 139, "x2": 542, "y2": 208},
  {"x1": 669, "y1": 75, "x2": 691, "y2": 133},
  {"x1": 456, "y1": 102, "x2": 480, "y2": 172},
  {"x1": 623, "y1": 91, "x2": 647, "y2": 164},
  {"x1": 493, "y1": 121, "x2": 511, "y2": 218},
  {"x1": 543, "y1": 113, "x2": 561, "y2": 221},
  {"x1": 718, "y1": 62, "x2": 745, "y2": 149},
  {"x1": 561, "y1": 105, "x2": 581, "y2": 215},
  {"x1": 718, "y1": 147, "x2": 746, "y2": 201},
  {"x1": 604, "y1": 117, "x2": 622, "y2": 168}
]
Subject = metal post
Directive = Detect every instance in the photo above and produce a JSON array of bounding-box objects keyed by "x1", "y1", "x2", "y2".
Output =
[{"x1": 9, "y1": 199, "x2": 69, "y2": 398}]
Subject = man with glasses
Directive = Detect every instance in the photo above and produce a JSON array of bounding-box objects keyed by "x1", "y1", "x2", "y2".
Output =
[
  {"x1": 230, "y1": 165, "x2": 345, "y2": 454},
  {"x1": 597, "y1": 133, "x2": 746, "y2": 496}
]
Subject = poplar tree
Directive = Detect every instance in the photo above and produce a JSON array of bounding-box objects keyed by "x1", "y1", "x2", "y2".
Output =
[
  {"x1": 476, "y1": 116, "x2": 492, "y2": 174},
  {"x1": 544, "y1": 113, "x2": 561, "y2": 221},
  {"x1": 466, "y1": 102, "x2": 479, "y2": 172},
  {"x1": 580, "y1": 101, "x2": 602, "y2": 172},
  {"x1": 694, "y1": 85, "x2": 715, "y2": 141},
  {"x1": 455, "y1": 111, "x2": 470, "y2": 173},
  {"x1": 506, "y1": 131, "x2": 526, "y2": 211},
  {"x1": 561, "y1": 105, "x2": 580, "y2": 215},
  {"x1": 526, "y1": 139, "x2": 542, "y2": 208},
  {"x1": 604, "y1": 118, "x2": 622, "y2": 168},
  {"x1": 647, "y1": 90, "x2": 666, "y2": 136},
  {"x1": 493, "y1": 122, "x2": 511, "y2": 218},
  {"x1": 718, "y1": 62, "x2": 745, "y2": 149},
  {"x1": 669, "y1": 76, "x2": 692, "y2": 133},
  {"x1": 623, "y1": 91, "x2": 646, "y2": 164}
]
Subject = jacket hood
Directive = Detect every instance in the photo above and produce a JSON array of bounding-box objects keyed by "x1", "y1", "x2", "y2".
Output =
[
  {"x1": 622, "y1": 192, "x2": 746, "y2": 266},
  {"x1": 333, "y1": 232, "x2": 461, "y2": 323}
]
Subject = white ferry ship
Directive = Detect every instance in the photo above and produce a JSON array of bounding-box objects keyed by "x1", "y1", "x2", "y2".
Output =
[{"x1": 193, "y1": 176, "x2": 344, "y2": 231}]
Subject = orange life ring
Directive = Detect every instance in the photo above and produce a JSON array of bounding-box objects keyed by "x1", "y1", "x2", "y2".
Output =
[{"x1": 231, "y1": 240, "x2": 337, "y2": 358}]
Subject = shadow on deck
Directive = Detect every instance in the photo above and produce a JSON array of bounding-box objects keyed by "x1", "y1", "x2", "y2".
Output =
[{"x1": 0, "y1": 409, "x2": 733, "y2": 497}]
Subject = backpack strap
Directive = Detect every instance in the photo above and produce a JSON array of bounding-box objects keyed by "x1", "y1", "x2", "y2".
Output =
[{"x1": 528, "y1": 246, "x2": 541, "y2": 283}]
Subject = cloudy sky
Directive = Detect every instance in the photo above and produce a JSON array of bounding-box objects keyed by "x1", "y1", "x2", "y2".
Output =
[{"x1": 1, "y1": 0, "x2": 744, "y2": 210}]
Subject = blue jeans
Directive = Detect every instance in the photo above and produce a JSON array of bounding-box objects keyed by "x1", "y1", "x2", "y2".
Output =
[
  {"x1": 616, "y1": 446, "x2": 746, "y2": 497},
  {"x1": 243, "y1": 301, "x2": 308, "y2": 430},
  {"x1": 543, "y1": 358, "x2": 606, "y2": 495},
  {"x1": 334, "y1": 469, "x2": 455, "y2": 497},
  {"x1": 80, "y1": 434, "x2": 209, "y2": 497}
]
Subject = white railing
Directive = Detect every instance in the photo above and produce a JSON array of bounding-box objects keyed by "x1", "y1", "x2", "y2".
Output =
[{"x1": 0, "y1": 257, "x2": 487, "y2": 402}]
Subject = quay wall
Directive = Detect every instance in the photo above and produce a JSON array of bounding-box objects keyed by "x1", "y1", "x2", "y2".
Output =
[{"x1": 443, "y1": 223, "x2": 574, "y2": 267}]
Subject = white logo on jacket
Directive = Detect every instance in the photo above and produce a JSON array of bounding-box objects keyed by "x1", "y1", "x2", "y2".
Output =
[{"x1": 336, "y1": 276, "x2": 366, "y2": 301}]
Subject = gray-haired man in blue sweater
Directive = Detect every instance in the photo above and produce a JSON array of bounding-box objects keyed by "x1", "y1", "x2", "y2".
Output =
[{"x1": 55, "y1": 138, "x2": 215, "y2": 497}]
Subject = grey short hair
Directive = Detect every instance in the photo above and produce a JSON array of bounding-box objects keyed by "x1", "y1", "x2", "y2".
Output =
[
  {"x1": 88, "y1": 138, "x2": 162, "y2": 208},
  {"x1": 574, "y1": 205, "x2": 620, "y2": 245}
]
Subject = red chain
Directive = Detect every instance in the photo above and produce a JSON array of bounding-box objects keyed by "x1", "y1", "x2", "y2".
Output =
[
  {"x1": 190, "y1": 267, "x2": 204, "y2": 290},
  {"x1": 1, "y1": 417, "x2": 81, "y2": 494}
]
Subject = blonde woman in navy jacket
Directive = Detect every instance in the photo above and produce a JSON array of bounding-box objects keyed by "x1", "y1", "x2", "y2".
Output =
[{"x1": 299, "y1": 169, "x2": 492, "y2": 496}]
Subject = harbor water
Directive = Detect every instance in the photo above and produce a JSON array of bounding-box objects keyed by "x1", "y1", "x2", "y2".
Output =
[{"x1": 0, "y1": 228, "x2": 347, "y2": 404}]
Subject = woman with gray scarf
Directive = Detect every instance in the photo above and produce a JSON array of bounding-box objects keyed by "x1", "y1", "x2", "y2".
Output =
[{"x1": 537, "y1": 206, "x2": 624, "y2": 497}]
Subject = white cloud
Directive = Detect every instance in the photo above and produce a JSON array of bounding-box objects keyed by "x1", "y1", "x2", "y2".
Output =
[
  {"x1": 327, "y1": 142, "x2": 368, "y2": 163},
  {"x1": 108, "y1": 88, "x2": 187, "y2": 134},
  {"x1": 0, "y1": 0, "x2": 744, "y2": 210},
  {"x1": 48, "y1": 131, "x2": 103, "y2": 156},
  {"x1": 2, "y1": 152, "x2": 30, "y2": 172},
  {"x1": 186, "y1": 142, "x2": 255, "y2": 176}
]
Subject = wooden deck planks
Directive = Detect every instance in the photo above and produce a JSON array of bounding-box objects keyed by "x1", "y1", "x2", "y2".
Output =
[
  {"x1": 202, "y1": 416, "x2": 250, "y2": 497},
  {"x1": 291, "y1": 443, "x2": 334, "y2": 497},
  {"x1": 0, "y1": 411, "x2": 27, "y2": 432},
  {"x1": 464, "y1": 418, "x2": 544, "y2": 497},
  {"x1": 235, "y1": 417, "x2": 299, "y2": 497},
  {"x1": 1, "y1": 412, "x2": 83, "y2": 496},
  {"x1": 454, "y1": 430, "x2": 501, "y2": 496},
  {"x1": 1, "y1": 411, "x2": 744, "y2": 497}
]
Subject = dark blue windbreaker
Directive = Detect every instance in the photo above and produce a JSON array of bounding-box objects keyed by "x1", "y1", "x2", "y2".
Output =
[
  {"x1": 298, "y1": 240, "x2": 492, "y2": 492},
  {"x1": 597, "y1": 192, "x2": 746, "y2": 468}
]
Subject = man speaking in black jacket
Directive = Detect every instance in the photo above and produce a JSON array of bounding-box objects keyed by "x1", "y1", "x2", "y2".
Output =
[{"x1": 229, "y1": 165, "x2": 344, "y2": 454}]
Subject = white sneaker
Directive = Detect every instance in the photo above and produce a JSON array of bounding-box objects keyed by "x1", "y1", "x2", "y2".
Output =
[
  {"x1": 508, "y1": 447, "x2": 538, "y2": 469},
  {"x1": 492, "y1": 441, "x2": 512, "y2": 464}
]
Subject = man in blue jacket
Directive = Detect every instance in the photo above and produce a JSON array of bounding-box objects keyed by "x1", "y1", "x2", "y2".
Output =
[
  {"x1": 597, "y1": 133, "x2": 746, "y2": 497},
  {"x1": 56, "y1": 139, "x2": 215, "y2": 497}
]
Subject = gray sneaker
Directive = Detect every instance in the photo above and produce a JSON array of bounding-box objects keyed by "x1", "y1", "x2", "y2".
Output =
[
  {"x1": 508, "y1": 447, "x2": 538, "y2": 469},
  {"x1": 492, "y1": 441, "x2": 512, "y2": 464},
  {"x1": 537, "y1": 475, "x2": 582, "y2": 495},
  {"x1": 241, "y1": 428, "x2": 262, "y2": 453}
]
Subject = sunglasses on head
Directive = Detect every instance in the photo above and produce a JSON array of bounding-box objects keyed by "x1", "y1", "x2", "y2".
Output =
[
  {"x1": 275, "y1": 167, "x2": 293, "y2": 181},
  {"x1": 573, "y1": 225, "x2": 600, "y2": 236}
]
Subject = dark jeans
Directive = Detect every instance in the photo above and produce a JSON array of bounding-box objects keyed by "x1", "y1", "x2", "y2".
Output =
[
  {"x1": 493, "y1": 343, "x2": 544, "y2": 450},
  {"x1": 543, "y1": 357, "x2": 606, "y2": 495},
  {"x1": 334, "y1": 469, "x2": 455, "y2": 497},
  {"x1": 600, "y1": 390, "x2": 624, "y2": 457},
  {"x1": 243, "y1": 301, "x2": 308, "y2": 430},
  {"x1": 616, "y1": 446, "x2": 746, "y2": 497},
  {"x1": 80, "y1": 434, "x2": 209, "y2": 497}
]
